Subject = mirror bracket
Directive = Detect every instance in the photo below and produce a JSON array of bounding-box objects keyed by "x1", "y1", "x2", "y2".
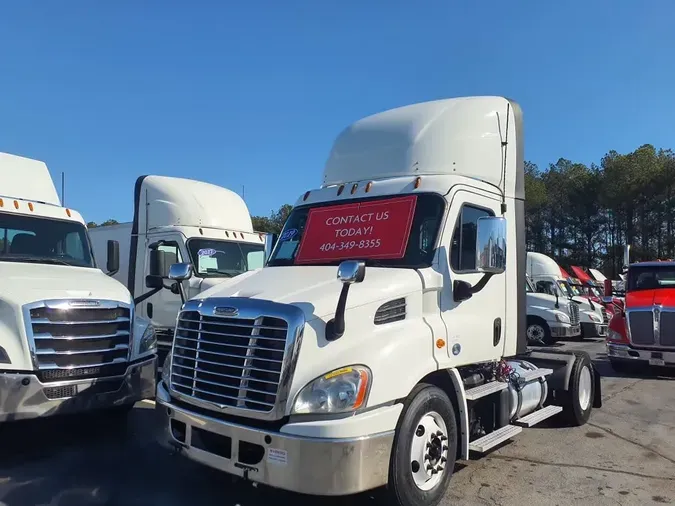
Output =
[{"x1": 326, "y1": 260, "x2": 366, "y2": 341}]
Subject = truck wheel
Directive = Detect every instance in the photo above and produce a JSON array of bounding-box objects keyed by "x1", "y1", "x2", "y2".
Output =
[
  {"x1": 386, "y1": 384, "x2": 457, "y2": 506},
  {"x1": 526, "y1": 317, "x2": 554, "y2": 346},
  {"x1": 560, "y1": 354, "x2": 594, "y2": 426}
]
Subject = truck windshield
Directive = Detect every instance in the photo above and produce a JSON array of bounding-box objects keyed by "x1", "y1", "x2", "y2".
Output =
[
  {"x1": 627, "y1": 265, "x2": 675, "y2": 291},
  {"x1": 268, "y1": 193, "x2": 445, "y2": 268},
  {"x1": 187, "y1": 239, "x2": 265, "y2": 278},
  {"x1": 0, "y1": 212, "x2": 94, "y2": 268}
]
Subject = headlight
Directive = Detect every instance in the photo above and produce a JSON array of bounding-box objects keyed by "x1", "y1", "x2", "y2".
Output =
[
  {"x1": 555, "y1": 312, "x2": 570, "y2": 323},
  {"x1": 607, "y1": 329, "x2": 624, "y2": 342},
  {"x1": 139, "y1": 323, "x2": 157, "y2": 354},
  {"x1": 292, "y1": 365, "x2": 371, "y2": 415},
  {"x1": 589, "y1": 313, "x2": 602, "y2": 323},
  {"x1": 161, "y1": 353, "x2": 172, "y2": 386}
]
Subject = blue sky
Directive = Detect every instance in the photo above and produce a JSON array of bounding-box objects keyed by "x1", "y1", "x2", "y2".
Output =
[{"x1": 1, "y1": 1, "x2": 673, "y2": 224}]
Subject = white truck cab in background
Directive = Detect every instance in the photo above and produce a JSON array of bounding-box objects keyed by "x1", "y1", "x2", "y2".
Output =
[
  {"x1": 155, "y1": 97, "x2": 602, "y2": 506},
  {"x1": 525, "y1": 275, "x2": 581, "y2": 345},
  {"x1": 526, "y1": 251, "x2": 607, "y2": 337},
  {"x1": 0, "y1": 152, "x2": 156, "y2": 423},
  {"x1": 88, "y1": 176, "x2": 269, "y2": 368}
]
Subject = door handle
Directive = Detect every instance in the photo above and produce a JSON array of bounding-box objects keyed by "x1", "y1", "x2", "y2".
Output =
[
  {"x1": 147, "y1": 302, "x2": 154, "y2": 319},
  {"x1": 493, "y1": 318, "x2": 502, "y2": 346}
]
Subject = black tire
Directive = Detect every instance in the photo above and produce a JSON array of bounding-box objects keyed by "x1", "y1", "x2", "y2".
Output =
[
  {"x1": 526, "y1": 317, "x2": 555, "y2": 346},
  {"x1": 386, "y1": 384, "x2": 458, "y2": 506},
  {"x1": 560, "y1": 353, "x2": 594, "y2": 426}
]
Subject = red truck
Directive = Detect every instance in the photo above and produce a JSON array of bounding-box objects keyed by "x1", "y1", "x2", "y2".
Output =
[{"x1": 606, "y1": 260, "x2": 675, "y2": 372}]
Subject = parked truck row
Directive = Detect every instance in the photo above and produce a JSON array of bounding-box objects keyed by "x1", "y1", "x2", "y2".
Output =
[{"x1": 1, "y1": 97, "x2": 608, "y2": 506}]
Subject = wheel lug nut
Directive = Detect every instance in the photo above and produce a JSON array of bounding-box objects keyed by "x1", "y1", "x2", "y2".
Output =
[
  {"x1": 443, "y1": 445, "x2": 448, "y2": 451},
  {"x1": 426, "y1": 443, "x2": 431, "y2": 449},
  {"x1": 440, "y1": 436, "x2": 448, "y2": 441},
  {"x1": 441, "y1": 457, "x2": 447, "y2": 463}
]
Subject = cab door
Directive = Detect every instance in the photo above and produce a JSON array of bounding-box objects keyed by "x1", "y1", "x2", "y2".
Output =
[
  {"x1": 439, "y1": 189, "x2": 506, "y2": 365},
  {"x1": 139, "y1": 234, "x2": 187, "y2": 331}
]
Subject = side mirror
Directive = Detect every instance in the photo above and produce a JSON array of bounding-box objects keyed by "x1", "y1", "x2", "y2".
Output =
[
  {"x1": 476, "y1": 216, "x2": 507, "y2": 274},
  {"x1": 106, "y1": 240, "x2": 120, "y2": 274},
  {"x1": 145, "y1": 275, "x2": 164, "y2": 289},
  {"x1": 337, "y1": 260, "x2": 366, "y2": 284},
  {"x1": 149, "y1": 248, "x2": 162, "y2": 276},
  {"x1": 168, "y1": 262, "x2": 193, "y2": 281},
  {"x1": 604, "y1": 279, "x2": 613, "y2": 297}
]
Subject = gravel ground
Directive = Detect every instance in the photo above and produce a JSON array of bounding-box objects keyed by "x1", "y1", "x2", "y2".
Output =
[{"x1": 0, "y1": 337, "x2": 673, "y2": 506}]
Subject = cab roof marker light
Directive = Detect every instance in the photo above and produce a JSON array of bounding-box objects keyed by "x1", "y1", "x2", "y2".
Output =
[
  {"x1": 337, "y1": 184, "x2": 345, "y2": 196},
  {"x1": 0, "y1": 198, "x2": 4, "y2": 207},
  {"x1": 351, "y1": 183, "x2": 358, "y2": 195},
  {"x1": 28, "y1": 202, "x2": 34, "y2": 211},
  {"x1": 13, "y1": 200, "x2": 19, "y2": 209},
  {"x1": 66, "y1": 208, "x2": 71, "y2": 217},
  {"x1": 303, "y1": 191, "x2": 311, "y2": 201},
  {"x1": 365, "y1": 181, "x2": 373, "y2": 193},
  {"x1": 414, "y1": 176, "x2": 422, "y2": 189}
]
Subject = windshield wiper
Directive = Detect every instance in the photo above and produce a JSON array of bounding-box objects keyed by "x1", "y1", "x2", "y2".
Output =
[
  {"x1": 205, "y1": 270, "x2": 235, "y2": 278},
  {"x1": 1, "y1": 256, "x2": 73, "y2": 266}
]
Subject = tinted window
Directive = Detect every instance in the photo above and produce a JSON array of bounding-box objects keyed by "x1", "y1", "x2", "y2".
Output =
[
  {"x1": 627, "y1": 265, "x2": 675, "y2": 291},
  {"x1": 268, "y1": 193, "x2": 446, "y2": 268},
  {"x1": 187, "y1": 239, "x2": 265, "y2": 278},
  {"x1": 450, "y1": 205, "x2": 493, "y2": 272},
  {"x1": 0, "y1": 212, "x2": 94, "y2": 268}
]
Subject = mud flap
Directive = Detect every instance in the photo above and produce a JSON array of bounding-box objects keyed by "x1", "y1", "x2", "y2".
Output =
[{"x1": 591, "y1": 362, "x2": 603, "y2": 409}]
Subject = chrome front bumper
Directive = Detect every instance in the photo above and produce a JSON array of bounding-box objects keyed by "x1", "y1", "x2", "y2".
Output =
[
  {"x1": 155, "y1": 381, "x2": 394, "y2": 495},
  {"x1": 607, "y1": 343, "x2": 675, "y2": 366},
  {"x1": 0, "y1": 356, "x2": 157, "y2": 423},
  {"x1": 551, "y1": 323, "x2": 581, "y2": 338}
]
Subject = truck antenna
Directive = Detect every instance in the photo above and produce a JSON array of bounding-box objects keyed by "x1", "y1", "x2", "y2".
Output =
[
  {"x1": 495, "y1": 104, "x2": 510, "y2": 213},
  {"x1": 61, "y1": 172, "x2": 65, "y2": 206},
  {"x1": 242, "y1": 185, "x2": 245, "y2": 201}
]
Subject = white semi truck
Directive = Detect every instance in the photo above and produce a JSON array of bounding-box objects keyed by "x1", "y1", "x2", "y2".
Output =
[
  {"x1": 88, "y1": 175, "x2": 269, "y2": 369},
  {"x1": 155, "y1": 97, "x2": 602, "y2": 506},
  {"x1": 525, "y1": 275, "x2": 580, "y2": 345},
  {"x1": 0, "y1": 152, "x2": 156, "y2": 422},
  {"x1": 526, "y1": 251, "x2": 608, "y2": 337}
]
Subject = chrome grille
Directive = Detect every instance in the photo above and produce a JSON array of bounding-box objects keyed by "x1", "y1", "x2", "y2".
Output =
[
  {"x1": 170, "y1": 310, "x2": 288, "y2": 413},
  {"x1": 27, "y1": 300, "x2": 131, "y2": 382},
  {"x1": 627, "y1": 310, "x2": 655, "y2": 345},
  {"x1": 569, "y1": 303, "x2": 580, "y2": 325}
]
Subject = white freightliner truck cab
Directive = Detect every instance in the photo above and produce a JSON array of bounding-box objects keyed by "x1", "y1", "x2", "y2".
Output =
[
  {"x1": 0, "y1": 153, "x2": 156, "y2": 422},
  {"x1": 88, "y1": 175, "x2": 269, "y2": 369},
  {"x1": 525, "y1": 275, "x2": 580, "y2": 345},
  {"x1": 155, "y1": 97, "x2": 602, "y2": 506},
  {"x1": 526, "y1": 252, "x2": 607, "y2": 338}
]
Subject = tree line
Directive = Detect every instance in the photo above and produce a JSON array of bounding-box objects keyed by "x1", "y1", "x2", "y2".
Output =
[
  {"x1": 526, "y1": 144, "x2": 675, "y2": 278},
  {"x1": 90, "y1": 143, "x2": 673, "y2": 279}
]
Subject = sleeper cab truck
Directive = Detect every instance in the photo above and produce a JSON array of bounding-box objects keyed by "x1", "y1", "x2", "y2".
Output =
[
  {"x1": 525, "y1": 275, "x2": 581, "y2": 345},
  {"x1": 526, "y1": 252, "x2": 607, "y2": 338},
  {"x1": 88, "y1": 175, "x2": 270, "y2": 371},
  {"x1": 606, "y1": 260, "x2": 675, "y2": 372},
  {"x1": 0, "y1": 152, "x2": 156, "y2": 423},
  {"x1": 154, "y1": 97, "x2": 602, "y2": 506}
]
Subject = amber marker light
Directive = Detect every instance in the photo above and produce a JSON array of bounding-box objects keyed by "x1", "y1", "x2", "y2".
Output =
[
  {"x1": 13, "y1": 200, "x2": 19, "y2": 209},
  {"x1": 28, "y1": 202, "x2": 34, "y2": 211},
  {"x1": 351, "y1": 183, "x2": 358, "y2": 194},
  {"x1": 414, "y1": 176, "x2": 422, "y2": 189},
  {"x1": 436, "y1": 339, "x2": 446, "y2": 349},
  {"x1": 365, "y1": 181, "x2": 373, "y2": 193}
]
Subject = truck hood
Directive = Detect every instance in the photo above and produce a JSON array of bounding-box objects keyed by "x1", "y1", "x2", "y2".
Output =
[
  {"x1": 195, "y1": 265, "x2": 423, "y2": 322},
  {"x1": 626, "y1": 289, "x2": 675, "y2": 308},
  {"x1": 527, "y1": 292, "x2": 568, "y2": 311},
  {"x1": 0, "y1": 262, "x2": 132, "y2": 307}
]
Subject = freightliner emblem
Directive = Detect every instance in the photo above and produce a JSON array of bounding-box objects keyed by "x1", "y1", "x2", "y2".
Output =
[
  {"x1": 214, "y1": 306, "x2": 239, "y2": 317},
  {"x1": 68, "y1": 300, "x2": 101, "y2": 307}
]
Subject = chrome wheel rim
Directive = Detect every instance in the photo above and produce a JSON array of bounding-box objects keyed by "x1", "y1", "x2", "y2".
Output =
[
  {"x1": 578, "y1": 365, "x2": 592, "y2": 411},
  {"x1": 527, "y1": 324, "x2": 546, "y2": 343},
  {"x1": 410, "y1": 411, "x2": 449, "y2": 491}
]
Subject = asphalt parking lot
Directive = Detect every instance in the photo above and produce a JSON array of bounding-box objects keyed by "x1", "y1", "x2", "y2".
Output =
[{"x1": 0, "y1": 338, "x2": 673, "y2": 506}]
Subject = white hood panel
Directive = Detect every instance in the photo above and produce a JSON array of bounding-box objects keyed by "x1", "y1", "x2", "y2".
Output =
[
  {"x1": 196, "y1": 265, "x2": 423, "y2": 321},
  {"x1": 0, "y1": 262, "x2": 132, "y2": 371}
]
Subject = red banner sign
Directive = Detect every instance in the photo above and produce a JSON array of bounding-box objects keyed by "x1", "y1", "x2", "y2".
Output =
[{"x1": 295, "y1": 195, "x2": 417, "y2": 264}]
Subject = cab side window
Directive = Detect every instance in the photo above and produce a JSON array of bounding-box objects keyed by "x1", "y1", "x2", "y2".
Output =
[{"x1": 450, "y1": 204, "x2": 494, "y2": 272}]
